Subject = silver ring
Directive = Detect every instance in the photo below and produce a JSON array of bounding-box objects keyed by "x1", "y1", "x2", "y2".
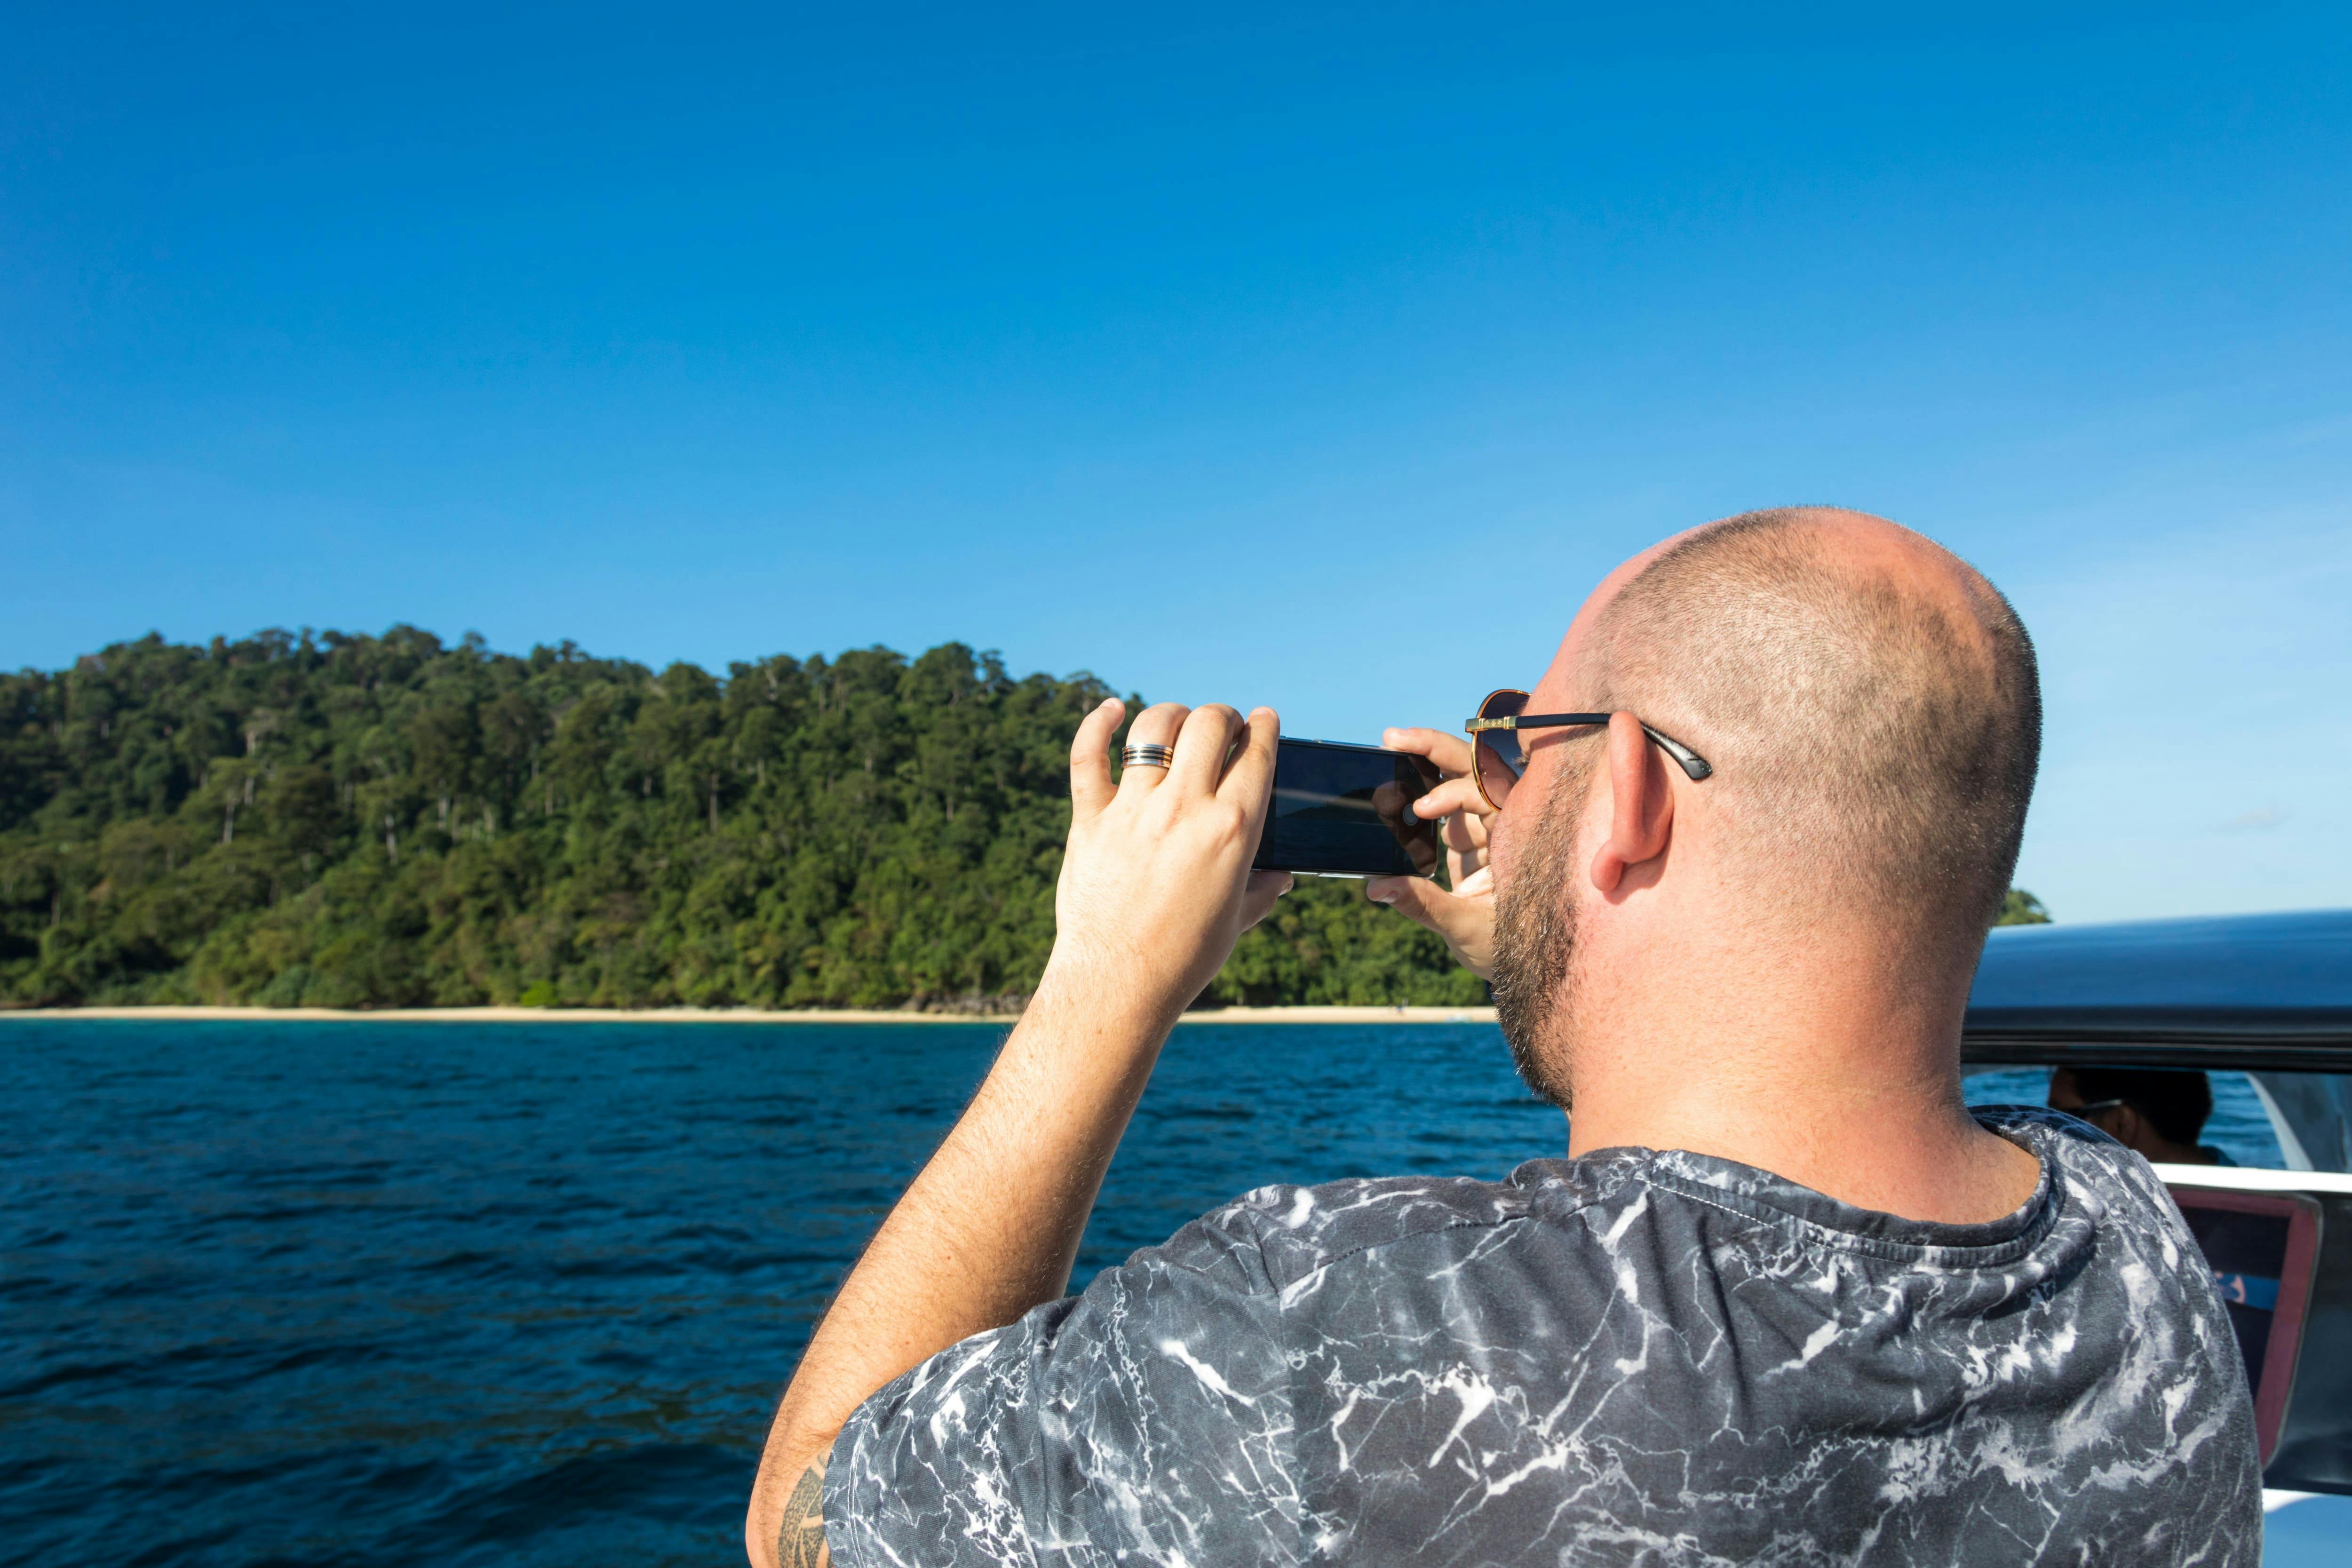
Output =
[{"x1": 1120, "y1": 743, "x2": 1176, "y2": 769}]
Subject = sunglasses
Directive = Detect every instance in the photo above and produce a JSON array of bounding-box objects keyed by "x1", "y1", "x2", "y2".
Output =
[{"x1": 1462, "y1": 689, "x2": 1714, "y2": 811}]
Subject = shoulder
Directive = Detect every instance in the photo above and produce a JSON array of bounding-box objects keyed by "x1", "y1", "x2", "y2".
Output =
[
  {"x1": 1973, "y1": 1101, "x2": 2144, "y2": 1174},
  {"x1": 1141, "y1": 1163, "x2": 1591, "y2": 1296},
  {"x1": 1974, "y1": 1103, "x2": 2198, "y2": 1238}
]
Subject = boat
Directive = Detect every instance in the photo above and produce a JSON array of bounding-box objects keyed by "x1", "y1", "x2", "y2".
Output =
[{"x1": 1964, "y1": 909, "x2": 2352, "y2": 1499}]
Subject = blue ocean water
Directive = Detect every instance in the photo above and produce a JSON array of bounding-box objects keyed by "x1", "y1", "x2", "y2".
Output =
[
  {"x1": 1, "y1": 1019, "x2": 1554, "y2": 1567},
  {"x1": 0, "y1": 1020, "x2": 2332, "y2": 1566}
]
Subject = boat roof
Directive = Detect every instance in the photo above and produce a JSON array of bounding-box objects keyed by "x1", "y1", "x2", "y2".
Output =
[{"x1": 1963, "y1": 908, "x2": 2352, "y2": 1071}]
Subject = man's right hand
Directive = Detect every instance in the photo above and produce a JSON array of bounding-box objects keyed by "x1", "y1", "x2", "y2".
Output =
[
  {"x1": 1366, "y1": 726, "x2": 1498, "y2": 979},
  {"x1": 1046, "y1": 698, "x2": 1288, "y2": 1023},
  {"x1": 749, "y1": 698, "x2": 1285, "y2": 1568}
]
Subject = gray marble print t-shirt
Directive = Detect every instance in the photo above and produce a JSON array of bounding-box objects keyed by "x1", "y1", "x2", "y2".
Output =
[{"x1": 826, "y1": 1108, "x2": 2263, "y2": 1566}]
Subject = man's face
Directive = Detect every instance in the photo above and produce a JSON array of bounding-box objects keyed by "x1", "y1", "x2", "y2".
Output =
[
  {"x1": 1489, "y1": 736, "x2": 1597, "y2": 1107},
  {"x1": 2047, "y1": 1070, "x2": 2114, "y2": 1127},
  {"x1": 1487, "y1": 631, "x2": 1616, "y2": 1108},
  {"x1": 1486, "y1": 534, "x2": 1689, "y2": 1109},
  {"x1": 1484, "y1": 525, "x2": 1688, "y2": 885},
  {"x1": 2048, "y1": 1070, "x2": 2139, "y2": 1152},
  {"x1": 1486, "y1": 611, "x2": 1607, "y2": 889}
]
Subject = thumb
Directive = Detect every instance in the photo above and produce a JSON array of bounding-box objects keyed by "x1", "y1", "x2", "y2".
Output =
[
  {"x1": 1367, "y1": 876, "x2": 1494, "y2": 980},
  {"x1": 1368, "y1": 875, "x2": 1464, "y2": 934},
  {"x1": 1239, "y1": 869, "x2": 1294, "y2": 932}
]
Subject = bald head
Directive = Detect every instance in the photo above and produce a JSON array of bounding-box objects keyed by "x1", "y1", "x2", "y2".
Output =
[{"x1": 1581, "y1": 507, "x2": 2040, "y2": 935}]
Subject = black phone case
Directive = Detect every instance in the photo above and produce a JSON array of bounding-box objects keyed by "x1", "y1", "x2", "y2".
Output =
[{"x1": 1253, "y1": 738, "x2": 1443, "y2": 878}]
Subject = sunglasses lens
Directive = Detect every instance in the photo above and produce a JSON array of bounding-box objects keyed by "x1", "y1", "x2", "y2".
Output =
[{"x1": 1475, "y1": 690, "x2": 1530, "y2": 806}]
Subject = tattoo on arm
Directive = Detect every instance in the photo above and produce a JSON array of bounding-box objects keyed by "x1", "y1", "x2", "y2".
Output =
[{"x1": 779, "y1": 1454, "x2": 831, "y2": 1568}]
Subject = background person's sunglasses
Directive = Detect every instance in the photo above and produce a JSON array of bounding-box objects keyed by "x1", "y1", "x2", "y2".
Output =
[{"x1": 1463, "y1": 689, "x2": 1714, "y2": 810}]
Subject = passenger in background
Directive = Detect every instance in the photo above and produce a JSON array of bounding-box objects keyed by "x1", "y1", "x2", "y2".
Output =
[{"x1": 2050, "y1": 1067, "x2": 2235, "y2": 1165}]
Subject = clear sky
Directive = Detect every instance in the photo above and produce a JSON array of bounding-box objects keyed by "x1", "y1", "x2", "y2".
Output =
[{"x1": 5, "y1": 3, "x2": 2347, "y2": 923}]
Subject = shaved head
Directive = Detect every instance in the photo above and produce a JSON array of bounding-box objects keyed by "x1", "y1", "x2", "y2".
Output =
[{"x1": 1583, "y1": 507, "x2": 2040, "y2": 935}]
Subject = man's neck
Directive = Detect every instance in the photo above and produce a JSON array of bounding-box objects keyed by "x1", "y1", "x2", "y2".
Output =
[{"x1": 1558, "y1": 925, "x2": 2041, "y2": 1226}]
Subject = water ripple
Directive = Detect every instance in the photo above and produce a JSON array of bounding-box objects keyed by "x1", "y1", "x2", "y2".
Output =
[{"x1": 3, "y1": 1020, "x2": 2284, "y2": 1565}]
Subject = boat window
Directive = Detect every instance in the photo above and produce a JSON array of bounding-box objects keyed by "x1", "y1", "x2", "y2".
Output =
[{"x1": 1962, "y1": 1065, "x2": 2290, "y2": 1169}]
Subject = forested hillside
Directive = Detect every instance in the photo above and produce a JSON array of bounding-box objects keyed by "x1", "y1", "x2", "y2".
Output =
[{"x1": 0, "y1": 629, "x2": 1490, "y2": 1009}]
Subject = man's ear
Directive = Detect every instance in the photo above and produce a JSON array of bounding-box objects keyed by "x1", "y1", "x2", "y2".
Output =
[{"x1": 1589, "y1": 711, "x2": 1675, "y2": 895}]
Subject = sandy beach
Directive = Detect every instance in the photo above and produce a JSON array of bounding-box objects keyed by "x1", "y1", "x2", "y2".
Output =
[{"x1": 4, "y1": 1003, "x2": 1499, "y2": 1026}]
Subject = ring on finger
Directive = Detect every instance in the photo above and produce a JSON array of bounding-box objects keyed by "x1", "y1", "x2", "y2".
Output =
[{"x1": 1120, "y1": 743, "x2": 1176, "y2": 769}]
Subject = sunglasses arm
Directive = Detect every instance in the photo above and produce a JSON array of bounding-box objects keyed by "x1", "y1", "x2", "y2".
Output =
[
  {"x1": 1639, "y1": 727, "x2": 1714, "y2": 782},
  {"x1": 1464, "y1": 713, "x2": 1714, "y2": 783}
]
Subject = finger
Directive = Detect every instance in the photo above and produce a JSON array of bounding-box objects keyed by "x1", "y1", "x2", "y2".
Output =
[
  {"x1": 1382, "y1": 726, "x2": 1477, "y2": 776},
  {"x1": 1069, "y1": 697, "x2": 1124, "y2": 819},
  {"x1": 1216, "y1": 707, "x2": 1280, "y2": 827},
  {"x1": 1442, "y1": 807, "x2": 1488, "y2": 853},
  {"x1": 1446, "y1": 837, "x2": 1489, "y2": 891},
  {"x1": 1366, "y1": 875, "x2": 1479, "y2": 940},
  {"x1": 1239, "y1": 869, "x2": 1293, "y2": 931},
  {"x1": 1368, "y1": 875, "x2": 1494, "y2": 977},
  {"x1": 1116, "y1": 702, "x2": 1192, "y2": 795},
  {"x1": 1412, "y1": 775, "x2": 1494, "y2": 822},
  {"x1": 1168, "y1": 703, "x2": 1243, "y2": 796}
]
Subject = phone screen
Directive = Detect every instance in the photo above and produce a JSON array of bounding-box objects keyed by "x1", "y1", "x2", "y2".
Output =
[{"x1": 1253, "y1": 739, "x2": 1444, "y2": 877}]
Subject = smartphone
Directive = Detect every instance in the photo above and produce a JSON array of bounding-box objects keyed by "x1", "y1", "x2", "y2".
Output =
[{"x1": 1253, "y1": 738, "x2": 1444, "y2": 878}]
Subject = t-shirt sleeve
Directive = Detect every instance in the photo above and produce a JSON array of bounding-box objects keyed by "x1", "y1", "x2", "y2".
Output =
[{"x1": 821, "y1": 1222, "x2": 1299, "y2": 1568}]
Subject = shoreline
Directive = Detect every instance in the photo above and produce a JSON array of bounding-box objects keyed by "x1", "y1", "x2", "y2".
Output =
[{"x1": 1, "y1": 1003, "x2": 1499, "y2": 1026}]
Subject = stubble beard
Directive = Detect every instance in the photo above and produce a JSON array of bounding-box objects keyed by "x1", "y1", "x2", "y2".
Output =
[{"x1": 1490, "y1": 748, "x2": 1596, "y2": 1112}]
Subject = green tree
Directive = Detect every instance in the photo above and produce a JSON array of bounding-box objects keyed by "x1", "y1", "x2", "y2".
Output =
[
  {"x1": 0, "y1": 631, "x2": 1462, "y2": 1009},
  {"x1": 1996, "y1": 889, "x2": 2052, "y2": 926}
]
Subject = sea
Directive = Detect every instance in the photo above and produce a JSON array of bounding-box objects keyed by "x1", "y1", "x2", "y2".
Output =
[{"x1": 0, "y1": 1019, "x2": 2327, "y2": 1566}]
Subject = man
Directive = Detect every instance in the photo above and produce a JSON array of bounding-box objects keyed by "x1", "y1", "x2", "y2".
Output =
[
  {"x1": 2051, "y1": 1066, "x2": 2236, "y2": 1165},
  {"x1": 748, "y1": 507, "x2": 2261, "y2": 1567}
]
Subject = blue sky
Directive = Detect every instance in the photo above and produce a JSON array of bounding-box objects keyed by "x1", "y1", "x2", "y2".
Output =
[{"x1": 4, "y1": 3, "x2": 2348, "y2": 923}]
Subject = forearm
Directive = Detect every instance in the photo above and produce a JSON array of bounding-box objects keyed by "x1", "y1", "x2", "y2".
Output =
[
  {"x1": 747, "y1": 966, "x2": 1175, "y2": 1555},
  {"x1": 747, "y1": 697, "x2": 1284, "y2": 1568}
]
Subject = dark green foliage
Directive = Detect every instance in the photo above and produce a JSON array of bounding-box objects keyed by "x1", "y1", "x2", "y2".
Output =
[
  {"x1": 1996, "y1": 889, "x2": 2053, "y2": 926},
  {"x1": 0, "y1": 629, "x2": 1470, "y2": 1009}
]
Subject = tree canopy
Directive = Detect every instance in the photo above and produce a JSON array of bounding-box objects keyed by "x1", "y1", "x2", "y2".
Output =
[{"x1": 0, "y1": 629, "x2": 1494, "y2": 1010}]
